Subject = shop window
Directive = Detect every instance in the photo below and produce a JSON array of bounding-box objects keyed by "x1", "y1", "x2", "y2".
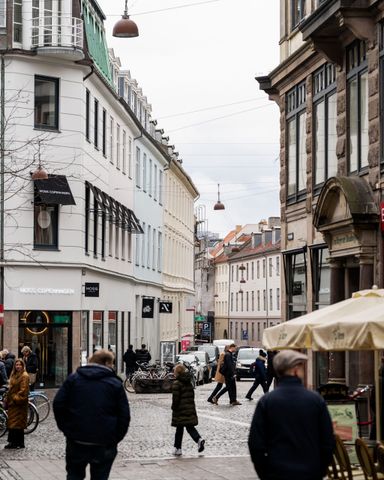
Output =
[
  {"x1": 93, "y1": 311, "x2": 103, "y2": 350},
  {"x1": 34, "y1": 76, "x2": 59, "y2": 131},
  {"x1": 34, "y1": 204, "x2": 58, "y2": 249},
  {"x1": 285, "y1": 249, "x2": 307, "y2": 319},
  {"x1": 347, "y1": 41, "x2": 368, "y2": 173},
  {"x1": 80, "y1": 311, "x2": 89, "y2": 365},
  {"x1": 286, "y1": 81, "x2": 307, "y2": 203},
  {"x1": 313, "y1": 64, "x2": 337, "y2": 189},
  {"x1": 311, "y1": 246, "x2": 331, "y2": 309},
  {"x1": 108, "y1": 312, "x2": 117, "y2": 355}
]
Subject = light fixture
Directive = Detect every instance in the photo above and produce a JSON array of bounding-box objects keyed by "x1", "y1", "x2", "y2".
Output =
[
  {"x1": 213, "y1": 183, "x2": 225, "y2": 210},
  {"x1": 239, "y1": 264, "x2": 246, "y2": 271},
  {"x1": 113, "y1": 0, "x2": 139, "y2": 38},
  {"x1": 31, "y1": 166, "x2": 49, "y2": 180}
]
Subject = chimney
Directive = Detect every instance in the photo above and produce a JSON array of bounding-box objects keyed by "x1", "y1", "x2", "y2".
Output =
[
  {"x1": 263, "y1": 229, "x2": 272, "y2": 245},
  {"x1": 272, "y1": 226, "x2": 281, "y2": 244},
  {"x1": 258, "y1": 219, "x2": 268, "y2": 232},
  {"x1": 252, "y1": 232, "x2": 262, "y2": 248}
]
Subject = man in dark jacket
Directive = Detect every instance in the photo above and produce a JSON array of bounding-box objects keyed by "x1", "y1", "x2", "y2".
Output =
[
  {"x1": 135, "y1": 344, "x2": 151, "y2": 364},
  {"x1": 53, "y1": 349, "x2": 130, "y2": 480},
  {"x1": 245, "y1": 349, "x2": 268, "y2": 400},
  {"x1": 248, "y1": 350, "x2": 335, "y2": 480},
  {"x1": 2, "y1": 350, "x2": 15, "y2": 377},
  {"x1": 0, "y1": 356, "x2": 7, "y2": 387},
  {"x1": 123, "y1": 345, "x2": 137, "y2": 376},
  {"x1": 220, "y1": 343, "x2": 241, "y2": 406}
]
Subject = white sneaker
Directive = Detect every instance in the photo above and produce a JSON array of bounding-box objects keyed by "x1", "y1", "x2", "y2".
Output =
[{"x1": 173, "y1": 448, "x2": 182, "y2": 456}]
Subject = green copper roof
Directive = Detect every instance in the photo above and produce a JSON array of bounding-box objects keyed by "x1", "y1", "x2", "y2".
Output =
[{"x1": 83, "y1": 3, "x2": 112, "y2": 84}]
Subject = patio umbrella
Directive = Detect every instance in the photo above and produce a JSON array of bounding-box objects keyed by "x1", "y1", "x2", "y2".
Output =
[{"x1": 262, "y1": 287, "x2": 384, "y2": 350}]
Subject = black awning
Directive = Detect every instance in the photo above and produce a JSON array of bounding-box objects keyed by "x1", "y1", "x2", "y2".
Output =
[
  {"x1": 34, "y1": 175, "x2": 76, "y2": 206},
  {"x1": 85, "y1": 181, "x2": 143, "y2": 234}
]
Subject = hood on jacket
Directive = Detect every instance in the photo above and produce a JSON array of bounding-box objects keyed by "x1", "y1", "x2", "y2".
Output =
[
  {"x1": 77, "y1": 364, "x2": 119, "y2": 381},
  {"x1": 176, "y1": 371, "x2": 193, "y2": 384},
  {"x1": 5, "y1": 353, "x2": 15, "y2": 361}
]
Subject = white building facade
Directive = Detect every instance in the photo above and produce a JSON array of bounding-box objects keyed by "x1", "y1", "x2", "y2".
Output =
[{"x1": 0, "y1": 0, "x2": 197, "y2": 385}]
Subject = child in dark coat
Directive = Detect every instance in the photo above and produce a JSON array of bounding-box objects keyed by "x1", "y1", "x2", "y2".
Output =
[{"x1": 171, "y1": 363, "x2": 205, "y2": 456}]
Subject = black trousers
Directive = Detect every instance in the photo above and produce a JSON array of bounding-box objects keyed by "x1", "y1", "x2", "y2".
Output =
[
  {"x1": 208, "y1": 382, "x2": 226, "y2": 400},
  {"x1": 66, "y1": 440, "x2": 117, "y2": 480},
  {"x1": 246, "y1": 376, "x2": 268, "y2": 398},
  {"x1": 225, "y1": 376, "x2": 237, "y2": 403},
  {"x1": 174, "y1": 426, "x2": 200, "y2": 449},
  {"x1": 8, "y1": 428, "x2": 24, "y2": 447}
]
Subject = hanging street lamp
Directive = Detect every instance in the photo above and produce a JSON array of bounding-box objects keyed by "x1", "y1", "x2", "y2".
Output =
[
  {"x1": 113, "y1": 0, "x2": 139, "y2": 38},
  {"x1": 213, "y1": 183, "x2": 225, "y2": 211}
]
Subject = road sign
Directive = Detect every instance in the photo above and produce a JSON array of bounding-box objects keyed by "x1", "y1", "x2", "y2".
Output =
[
  {"x1": 242, "y1": 329, "x2": 248, "y2": 340},
  {"x1": 202, "y1": 322, "x2": 211, "y2": 336}
]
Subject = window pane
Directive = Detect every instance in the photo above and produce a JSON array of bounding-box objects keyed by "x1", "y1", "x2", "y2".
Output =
[
  {"x1": 34, "y1": 77, "x2": 58, "y2": 129},
  {"x1": 360, "y1": 71, "x2": 369, "y2": 168},
  {"x1": 287, "y1": 120, "x2": 296, "y2": 196},
  {"x1": 314, "y1": 101, "x2": 325, "y2": 185},
  {"x1": 348, "y1": 77, "x2": 358, "y2": 172},
  {"x1": 34, "y1": 205, "x2": 58, "y2": 247},
  {"x1": 298, "y1": 112, "x2": 306, "y2": 191},
  {"x1": 327, "y1": 92, "x2": 338, "y2": 178}
]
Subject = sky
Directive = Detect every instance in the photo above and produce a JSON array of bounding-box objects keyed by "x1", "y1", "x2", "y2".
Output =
[{"x1": 97, "y1": 0, "x2": 281, "y2": 237}]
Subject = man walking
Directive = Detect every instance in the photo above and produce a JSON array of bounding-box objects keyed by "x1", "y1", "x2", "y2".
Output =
[
  {"x1": 219, "y1": 343, "x2": 241, "y2": 406},
  {"x1": 53, "y1": 349, "x2": 130, "y2": 480},
  {"x1": 245, "y1": 349, "x2": 268, "y2": 400},
  {"x1": 248, "y1": 350, "x2": 334, "y2": 480},
  {"x1": 135, "y1": 344, "x2": 151, "y2": 364},
  {"x1": 123, "y1": 344, "x2": 137, "y2": 378}
]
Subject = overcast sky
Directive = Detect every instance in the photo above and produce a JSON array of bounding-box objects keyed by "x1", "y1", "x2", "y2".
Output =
[{"x1": 98, "y1": 0, "x2": 280, "y2": 237}]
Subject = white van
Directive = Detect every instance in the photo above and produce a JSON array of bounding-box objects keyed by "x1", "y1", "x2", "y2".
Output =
[{"x1": 213, "y1": 339, "x2": 235, "y2": 353}]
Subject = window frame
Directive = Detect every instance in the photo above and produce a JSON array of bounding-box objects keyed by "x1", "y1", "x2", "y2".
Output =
[
  {"x1": 85, "y1": 89, "x2": 90, "y2": 142},
  {"x1": 284, "y1": 248, "x2": 308, "y2": 320},
  {"x1": 33, "y1": 204, "x2": 59, "y2": 250},
  {"x1": 34, "y1": 75, "x2": 60, "y2": 131},
  {"x1": 291, "y1": 0, "x2": 305, "y2": 30},
  {"x1": 94, "y1": 99, "x2": 99, "y2": 149}
]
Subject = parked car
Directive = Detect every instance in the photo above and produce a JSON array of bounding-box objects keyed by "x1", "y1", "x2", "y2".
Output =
[
  {"x1": 176, "y1": 353, "x2": 205, "y2": 385},
  {"x1": 235, "y1": 347, "x2": 260, "y2": 381},
  {"x1": 197, "y1": 344, "x2": 219, "y2": 376},
  {"x1": 186, "y1": 350, "x2": 212, "y2": 383}
]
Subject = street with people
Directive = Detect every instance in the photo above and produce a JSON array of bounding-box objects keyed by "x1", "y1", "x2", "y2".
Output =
[{"x1": 0, "y1": 378, "x2": 264, "y2": 479}]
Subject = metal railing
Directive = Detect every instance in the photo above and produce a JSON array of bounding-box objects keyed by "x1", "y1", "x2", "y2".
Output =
[{"x1": 31, "y1": 16, "x2": 83, "y2": 49}]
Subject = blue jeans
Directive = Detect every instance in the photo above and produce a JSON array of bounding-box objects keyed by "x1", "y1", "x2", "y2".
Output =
[{"x1": 66, "y1": 440, "x2": 117, "y2": 480}]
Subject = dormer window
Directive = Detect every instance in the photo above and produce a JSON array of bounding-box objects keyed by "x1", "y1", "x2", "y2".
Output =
[{"x1": 13, "y1": 0, "x2": 22, "y2": 43}]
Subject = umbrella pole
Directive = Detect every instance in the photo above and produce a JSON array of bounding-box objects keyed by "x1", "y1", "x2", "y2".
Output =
[{"x1": 375, "y1": 350, "x2": 381, "y2": 441}]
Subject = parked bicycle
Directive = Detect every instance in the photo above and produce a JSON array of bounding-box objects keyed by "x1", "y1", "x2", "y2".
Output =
[
  {"x1": 124, "y1": 361, "x2": 175, "y2": 393},
  {"x1": 0, "y1": 386, "x2": 40, "y2": 435},
  {"x1": 28, "y1": 390, "x2": 50, "y2": 422}
]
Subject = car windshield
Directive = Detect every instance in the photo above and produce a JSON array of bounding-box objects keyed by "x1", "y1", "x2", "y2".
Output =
[
  {"x1": 199, "y1": 346, "x2": 216, "y2": 358},
  {"x1": 237, "y1": 349, "x2": 259, "y2": 360},
  {"x1": 176, "y1": 354, "x2": 196, "y2": 363},
  {"x1": 193, "y1": 352, "x2": 207, "y2": 363}
]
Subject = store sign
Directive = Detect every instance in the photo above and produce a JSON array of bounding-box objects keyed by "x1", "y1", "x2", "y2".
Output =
[
  {"x1": 84, "y1": 283, "x2": 99, "y2": 297},
  {"x1": 19, "y1": 287, "x2": 75, "y2": 295},
  {"x1": 159, "y1": 301, "x2": 172, "y2": 313},
  {"x1": 142, "y1": 298, "x2": 154, "y2": 318},
  {"x1": 332, "y1": 233, "x2": 359, "y2": 251}
]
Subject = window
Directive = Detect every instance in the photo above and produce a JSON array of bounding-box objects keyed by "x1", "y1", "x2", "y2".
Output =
[
  {"x1": 143, "y1": 153, "x2": 147, "y2": 192},
  {"x1": 122, "y1": 130, "x2": 126, "y2": 173},
  {"x1": 347, "y1": 41, "x2": 368, "y2": 172},
  {"x1": 116, "y1": 124, "x2": 120, "y2": 168},
  {"x1": 246, "y1": 263, "x2": 249, "y2": 280},
  {"x1": 291, "y1": 0, "x2": 305, "y2": 29},
  {"x1": 251, "y1": 261, "x2": 254, "y2": 280},
  {"x1": 147, "y1": 225, "x2": 151, "y2": 268},
  {"x1": 94, "y1": 99, "x2": 99, "y2": 149},
  {"x1": 246, "y1": 292, "x2": 249, "y2": 311},
  {"x1": 85, "y1": 89, "x2": 90, "y2": 141},
  {"x1": 276, "y1": 256, "x2": 280, "y2": 276},
  {"x1": 0, "y1": 0, "x2": 6, "y2": 28},
  {"x1": 34, "y1": 76, "x2": 59, "y2": 130},
  {"x1": 263, "y1": 290, "x2": 266, "y2": 311},
  {"x1": 34, "y1": 205, "x2": 58, "y2": 249},
  {"x1": 236, "y1": 293, "x2": 238, "y2": 312},
  {"x1": 269, "y1": 289, "x2": 273, "y2": 311},
  {"x1": 135, "y1": 233, "x2": 140, "y2": 265},
  {"x1": 154, "y1": 164, "x2": 158, "y2": 200},
  {"x1": 277, "y1": 288, "x2": 280, "y2": 311},
  {"x1": 128, "y1": 137, "x2": 132, "y2": 177},
  {"x1": 241, "y1": 292, "x2": 244, "y2": 312},
  {"x1": 262, "y1": 258, "x2": 266, "y2": 278},
  {"x1": 269, "y1": 258, "x2": 273, "y2": 277},
  {"x1": 141, "y1": 222, "x2": 146, "y2": 266},
  {"x1": 149, "y1": 159, "x2": 153, "y2": 196},
  {"x1": 285, "y1": 250, "x2": 307, "y2": 319},
  {"x1": 311, "y1": 246, "x2": 331, "y2": 309},
  {"x1": 13, "y1": 0, "x2": 22, "y2": 42},
  {"x1": 109, "y1": 117, "x2": 114, "y2": 162},
  {"x1": 231, "y1": 265, "x2": 234, "y2": 282},
  {"x1": 159, "y1": 170, "x2": 163, "y2": 205},
  {"x1": 157, "y1": 232, "x2": 162, "y2": 272},
  {"x1": 102, "y1": 109, "x2": 106, "y2": 156},
  {"x1": 152, "y1": 228, "x2": 156, "y2": 270},
  {"x1": 136, "y1": 147, "x2": 141, "y2": 188},
  {"x1": 313, "y1": 64, "x2": 337, "y2": 187},
  {"x1": 230, "y1": 293, "x2": 234, "y2": 311},
  {"x1": 251, "y1": 291, "x2": 255, "y2": 311},
  {"x1": 257, "y1": 261, "x2": 260, "y2": 279},
  {"x1": 257, "y1": 290, "x2": 260, "y2": 311},
  {"x1": 286, "y1": 81, "x2": 306, "y2": 202}
]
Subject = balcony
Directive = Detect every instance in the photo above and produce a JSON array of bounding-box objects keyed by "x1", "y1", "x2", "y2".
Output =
[{"x1": 31, "y1": 16, "x2": 84, "y2": 61}]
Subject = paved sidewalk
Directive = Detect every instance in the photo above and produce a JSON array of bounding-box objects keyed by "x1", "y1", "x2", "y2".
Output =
[{"x1": 1, "y1": 456, "x2": 257, "y2": 480}]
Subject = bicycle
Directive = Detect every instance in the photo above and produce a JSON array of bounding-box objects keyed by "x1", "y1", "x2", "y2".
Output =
[
  {"x1": 28, "y1": 390, "x2": 50, "y2": 422},
  {"x1": 0, "y1": 386, "x2": 40, "y2": 435}
]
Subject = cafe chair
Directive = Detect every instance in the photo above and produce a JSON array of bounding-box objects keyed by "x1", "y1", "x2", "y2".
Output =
[
  {"x1": 376, "y1": 444, "x2": 384, "y2": 474},
  {"x1": 332, "y1": 434, "x2": 365, "y2": 480},
  {"x1": 355, "y1": 438, "x2": 384, "y2": 480}
]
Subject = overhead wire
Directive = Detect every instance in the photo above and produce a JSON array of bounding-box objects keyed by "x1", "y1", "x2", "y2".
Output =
[{"x1": 110, "y1": 0, "x2": 224, "y2": 17}]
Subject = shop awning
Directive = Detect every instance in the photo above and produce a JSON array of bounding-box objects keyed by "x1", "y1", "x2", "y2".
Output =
[
  {"x1": 34, "y1": 175, "x2": 76, "y2": 206},
  {"x1": 86, "y1": 181, "x2": 143, "y2": 234}
]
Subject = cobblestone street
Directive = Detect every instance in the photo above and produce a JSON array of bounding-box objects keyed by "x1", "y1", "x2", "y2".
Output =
[{"x1": 0, "y1": 380, "x2": 263, "y2": 479}]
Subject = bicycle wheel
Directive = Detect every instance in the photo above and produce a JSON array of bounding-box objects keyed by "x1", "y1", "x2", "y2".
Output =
[
  {"x1": 25, "y1": 402, "x2": 39, "y2": 435},
  {"x1": 0, "y1": 408, "x2": 8, "y2": 438},
  {"x1": 124, "y1": 377, "x2": 135, "y2": 394},
  {"x1": 30, "y1": 393, "x2": 50, "y2": 422}
]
